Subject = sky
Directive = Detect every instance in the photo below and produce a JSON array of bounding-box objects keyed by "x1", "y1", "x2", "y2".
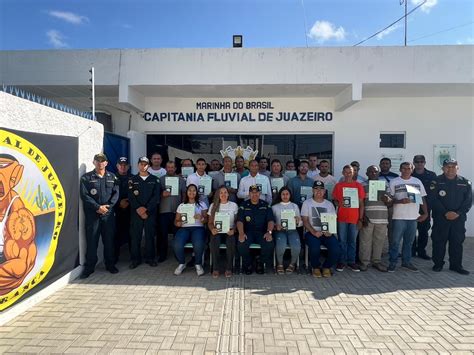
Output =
[{"x1": 0, "y1": 0, "x2": 473, "y2": 50}]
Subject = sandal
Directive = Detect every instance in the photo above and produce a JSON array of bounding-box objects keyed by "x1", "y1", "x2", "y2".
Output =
[
  {"x1": 276, "y1": 265, "x2": 285, "y2": 275},
  {"x1": 285, "y1": 264, "x2": 295, "y2": 274},
  {"x1": 212, "y1": 271, "x2": 220, "y2": 278},
  {"x1": 224, "y1": 270, "x2": 233, "y2": 278}
]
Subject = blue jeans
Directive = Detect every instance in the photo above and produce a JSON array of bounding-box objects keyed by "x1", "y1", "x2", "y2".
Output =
[
  {"x1": 390, "y1": 219, "x2": 417, "y2": 265},
  {"x1": 274, "y1": 230, "x2": 301, "y2": 265},
  {"x1": 305, "y1": 232, "x2": 340, "y2": 269},
  {"x1": 174, "y1": 227, "x2": 206, "y2": 265},
  {"x1": 337, "y1": 222, "x2": 358, "y2": 264}
]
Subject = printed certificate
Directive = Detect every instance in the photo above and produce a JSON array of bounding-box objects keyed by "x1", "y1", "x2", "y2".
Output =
[
  {"x1": 271, "y1": 178, "x2": 284, "y2": 194},
  {"x1": 165, "y1": 176, "x2": 179, "y2": 196},
  {"x1": 182, "y1": 167, "x2": 194, "y2": 178},
  {"x1": 342, "y1": 187, "x2": 359, "y2": 208},
  {"x1": 281, "y1": 209, "x2": 296, "y2": 230},
  {"x1": 180, "y1": 204, "x2": 196, "y2": 225},
  {"x1": 256, "y1": 175, "x2": 268, "y2": 194},
  {"x1": 224, "y1": 173, "x2": 238, "y2": 189},
  {"x1": 368, "y1": 180, "x2": 387, "y2": 201},
  {"x1": 214, "y1": 212, "x2": 230, "y2": 233},
  {"x1": 198, "y1": 176, "x2": 213, "y2": 195},
  {"x1": 320, "y1": 213, "x2": 337, "y2": 234}
]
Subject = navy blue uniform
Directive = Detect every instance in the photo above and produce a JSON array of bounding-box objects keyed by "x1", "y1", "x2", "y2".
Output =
[
  {"x1": 237, "y1": 199, "x2": 275, "y2": 269},
  {"x1": 411, "y1": 168, "x2": 437, "y2": 257},
  {"x1": 430, "y1": 175, "x2": 472, "y2": 270},
  {"x1": 128, "y1": 174, "x2": 161, "y2": 264},
  {"x1": 80, "y1": 170, "x2": 119, "y2": 272},
  {"x1": 115, "y1": 172, "x2": 132, "y2": 261}
]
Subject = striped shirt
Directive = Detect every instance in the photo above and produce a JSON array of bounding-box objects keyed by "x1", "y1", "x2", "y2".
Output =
[{"x1": 364, "y1": 184, "x2": 388, "y2": 224}]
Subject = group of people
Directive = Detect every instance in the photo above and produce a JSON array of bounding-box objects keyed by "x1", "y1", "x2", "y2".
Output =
[{"x1": 79, "y1": 152, "x2": 472, "y2": 279}]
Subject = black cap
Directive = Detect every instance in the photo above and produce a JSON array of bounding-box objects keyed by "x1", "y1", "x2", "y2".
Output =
[
  {"x1": 313, "y1": 180, "x2": 325, "y2": 189},
  {"x1": 117, "y1": 157, "x2": 129, "y2": 164},
  {"x1": 249, "y1": 185, "x2": 260, "y2": 192},
  {"x1": 443, "y1": 158, "x2": 458, "y2": 166},
  {"x1": 93, "y1": 153, "x2": 108, "y2": 162},
  {"x1": 138, "y1": 156, "x2": 150, "y2": 164}
]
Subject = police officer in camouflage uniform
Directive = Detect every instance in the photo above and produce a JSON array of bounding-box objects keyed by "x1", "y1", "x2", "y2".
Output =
[
  {"x1": 79, "y1": 153, "x2": 119, "y2": 279},
  {"x1": 128, "y1": 157, "x2": 161, "y2": 269},
  {"x1": 430, "y1": 159, "x2": 472, "y2": 275}
]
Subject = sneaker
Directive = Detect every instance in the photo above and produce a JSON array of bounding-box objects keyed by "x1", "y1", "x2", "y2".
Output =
[
  {"x1": 336, "y1": 263, "x2": 345, "y2": 272},
  {"x1": 285, "y1": 264, "x2": 296, "y2": 274},
  {"x1": 147, "y1": 261, "x2": 158, "y2": 267},
  {"x1": 312, "y1": 268, "x2": 322, "y2": 278},
  {"x1": 359, "y1": 264, "x2": 368, "y2": 272},
  {"x1": 388, "y1": 264, "x2": 396, "y2": 273},
  {"x1": 432, "y1": 265, "x2": 443, "y2": 272},
  {"x1": 195, "y1": 265, "x2": 205, "y2": 276},
  {"x1": 174, "y1": 264, "x2": 186, "y2": 275},
  {"x1": 348, "y1": 263, "x2": 360, "y2": 272},
  {"x1": 322, "y1": 268, "x2": 332, "y2": 278},
  {"x1": 401, "y1": 263, "x2": 419, "y2": 272},
  {"x1": 129, "y1": 261, "x2": 140, "y2": 269},
  {"x1": 373, "y1": 263, "x2": 388, "y2": 272}
]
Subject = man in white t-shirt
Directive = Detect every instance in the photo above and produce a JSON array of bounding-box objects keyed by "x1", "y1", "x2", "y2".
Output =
[
  {"x1": 301, "y1": 180, "x2": 340, "y2": 278},
  {"x1": 186, "y1": 158, "x2": 212, "y2": 206},
  {"x1": 237, "y1": 160, "x2": 272, "y2": 204},
  {"x1": 388, "y1": 162, "x2": 428, "y2": 273},
  {"x1": 148, "y1": 152, "x2": 166, "y2": 178}
]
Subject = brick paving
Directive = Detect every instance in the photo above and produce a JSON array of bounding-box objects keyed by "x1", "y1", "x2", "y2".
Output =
[{"x1": 1, "y1": 239, "x2": 473, "y2": 354}]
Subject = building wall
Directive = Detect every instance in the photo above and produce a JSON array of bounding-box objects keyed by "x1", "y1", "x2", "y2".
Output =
[{"x1": 0, "y1": 91, "x2": 104, "y2": 265}]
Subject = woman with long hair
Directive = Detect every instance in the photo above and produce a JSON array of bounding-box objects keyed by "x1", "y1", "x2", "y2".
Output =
[
  {"x1": 208, "y1": 186, "x2": 239, "y2": 278},
  {"x1": 174, "y1": 184, "x2": 208, "y2": 276},
  {"x1": 271, "y1": 187, "x2": 302, "y2": 274}
]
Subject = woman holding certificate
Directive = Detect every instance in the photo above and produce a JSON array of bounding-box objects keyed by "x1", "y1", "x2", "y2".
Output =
[
  {"x1": 207, "y1": 186, "x2": 239, "y2": 278},
  {"x1": 271, "y1": 187, "x2": 301, "y2": 274},
  {"x1": 174, "y1": 184, "x2": 208, "y2": 276}
]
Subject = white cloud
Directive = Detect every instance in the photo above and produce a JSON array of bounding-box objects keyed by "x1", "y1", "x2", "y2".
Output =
[
  {"x1": 308, "y1": 20, "x2": 346, "y2": 42},
  {"x1": 411, "y1": 0, "x2": 438, "y2": 13},
  {"x1": 456, "y1": 37, "x2": 474, "y2": 45},
  {"x1": 48, "y1": 10, "x2": 89, "y2": 24},
  {"x1": 376, "y1": 23, "x2": 402, "y2": 40},
  {"x1": 47, "y1": 30, "x2": 68, "y2": 48}
]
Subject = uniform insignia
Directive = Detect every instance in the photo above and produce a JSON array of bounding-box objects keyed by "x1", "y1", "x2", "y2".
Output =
[
  {"x1": 133, "y1": 190, "x2": 139, "y2": 196},
  {"x1": 90, "y1": 188, "x2": 97, "y2": 195},
  {"x1": 245, "y1": 216, "x2": 251, "y2": 222},
  {"x1": 439, "y1": 190, "x2": 446, "y2": 197},
  {"x1": 429, "y1": 183, "x2": 436, "y2": 190}
]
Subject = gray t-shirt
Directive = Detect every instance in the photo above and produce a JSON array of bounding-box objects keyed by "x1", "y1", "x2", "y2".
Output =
[
  {"x1": 159, "y1": 175, "x2": 187, "y2": 213},
  {"x1": 271, "y1": 202, "x2": 301, "y2": 226}
]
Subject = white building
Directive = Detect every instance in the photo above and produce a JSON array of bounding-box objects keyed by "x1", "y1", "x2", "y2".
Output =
[{"x1": 1, "y1": 46, "x2": 473, "y2": 234}]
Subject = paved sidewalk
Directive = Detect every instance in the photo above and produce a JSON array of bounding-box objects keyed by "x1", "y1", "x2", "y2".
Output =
[{"x1": 1, "y1": 239, "x2": 473, "y2": 354}]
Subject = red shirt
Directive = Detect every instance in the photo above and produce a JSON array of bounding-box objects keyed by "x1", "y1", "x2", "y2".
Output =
[{"x1": 332, "y1": 181, "x2": 365, "y2": 224}]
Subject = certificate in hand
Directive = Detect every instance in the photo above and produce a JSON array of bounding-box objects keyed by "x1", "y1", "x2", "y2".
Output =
[
  {"x1": 271, "y1": 178, "x2": 284, "y2": 194},
  {"x1": 342, "y1": 187, "x2": 359, "y2": 208},
  {"x1": 199, "y1": 176, "x2": 213, "y2": 195},
  {"x1": 280, "y1": 209, "x2": 296, "y2": 230},
  {"x1": 256, "y1": 175, "x2": 268, "y2": 194},
  {"x1": 320, "y1": 213, "x2": 337, "y2": 234},
  {"x1": 182, "y1": 167, "x2": 194, "y2": 178},
  {"x1": 406, "y1": 184, "x2": 422, "y2": 204},
  {"x1": 368, "y1": 180, "x2": 387, "y2": 201},
  {"x1": 165, "y1": 176, "x2": 179, "y2": 196},
  {"x1": 300, "y1": 186, "x2": 313, "y2": 203},
  {"x1": 180, "y1": 204, "x2": 196, "y2": 225},
  {"x1": 214, "y1": 212, "x2": 230, "y2": 233},
  {"x1": 224, "y1": 173, "x2": 238, "y2": 189}
]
